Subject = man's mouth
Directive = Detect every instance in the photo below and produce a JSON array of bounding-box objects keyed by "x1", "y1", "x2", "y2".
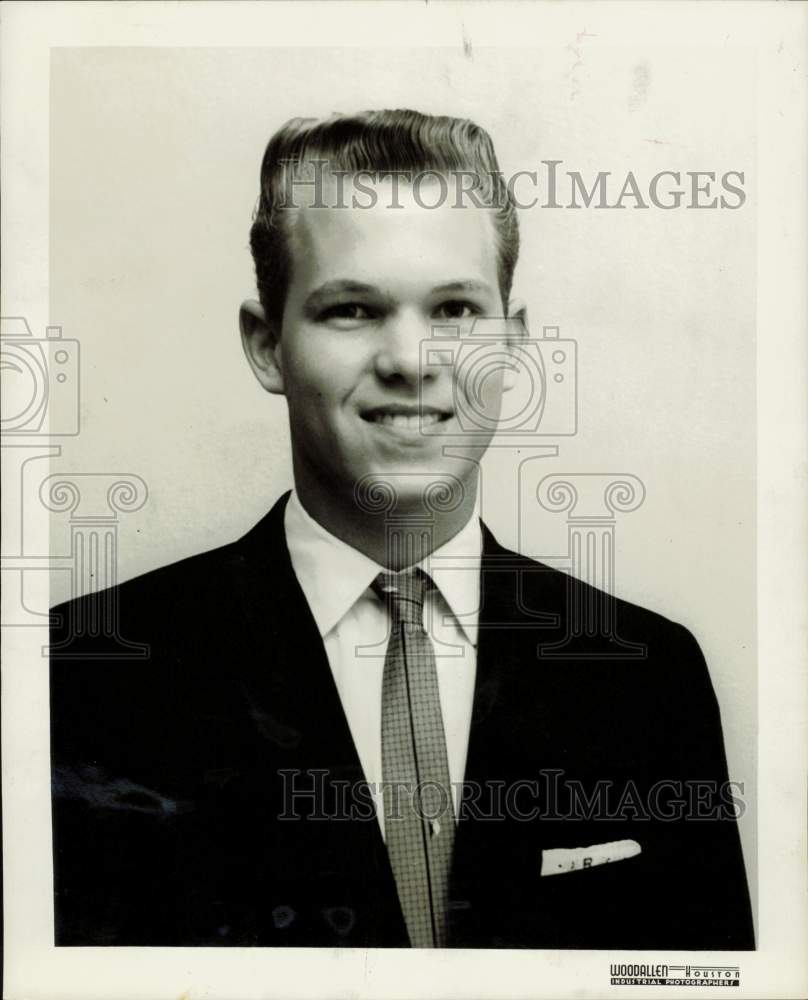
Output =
[{"x1": 360, "y1": 405, "x2": 453, "y2": 430}]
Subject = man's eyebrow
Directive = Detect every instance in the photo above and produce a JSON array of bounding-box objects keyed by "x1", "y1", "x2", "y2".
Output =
[
  {"x1": 302, "y1": 280, "x2": 383, "y2": 312},
  {"x1": 430, "y1": 280, "x2": 495, "y2": 296}
]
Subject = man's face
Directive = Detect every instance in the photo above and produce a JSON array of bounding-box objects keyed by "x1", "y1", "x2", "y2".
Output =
[{"x1": 244, "y1": 175, "x2": 519, "y2": 511}]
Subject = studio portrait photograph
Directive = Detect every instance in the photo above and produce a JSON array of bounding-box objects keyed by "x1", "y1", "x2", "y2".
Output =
[{"x1": 2, "y1": 4, "x2": 806, "y2": 1000}]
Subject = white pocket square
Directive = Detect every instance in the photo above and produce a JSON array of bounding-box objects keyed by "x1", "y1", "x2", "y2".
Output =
[{"x1": 540, "y1": 838, "x2": 641, "y2": 876}]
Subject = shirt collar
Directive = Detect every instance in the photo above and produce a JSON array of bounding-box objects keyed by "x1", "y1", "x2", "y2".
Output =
[{"x1": 284, "y1": 489, "x2": 482, "y2": 646}]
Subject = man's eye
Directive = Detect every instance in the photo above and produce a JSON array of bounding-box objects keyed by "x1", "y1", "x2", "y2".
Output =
[
  {"x1": 434, "y1": 301, "x2": 480, "y2": 320},
  {"x1": 319, "y1": 303, "x2": 373, "y2": 323}
]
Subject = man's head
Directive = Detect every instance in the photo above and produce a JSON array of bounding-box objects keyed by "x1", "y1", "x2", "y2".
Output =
[{"x1": 240, "y1": 109, "x2": 525, "y2": 539}]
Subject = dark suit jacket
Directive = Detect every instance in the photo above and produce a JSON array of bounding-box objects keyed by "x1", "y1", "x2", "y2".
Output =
[{"x1": 50, "y1": 492, "x2": 754, "y2": 948}]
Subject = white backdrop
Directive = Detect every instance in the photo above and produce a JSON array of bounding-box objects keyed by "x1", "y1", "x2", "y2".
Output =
[{"x1": 48, "y1": 45, "x2": 756, "y2": 912}]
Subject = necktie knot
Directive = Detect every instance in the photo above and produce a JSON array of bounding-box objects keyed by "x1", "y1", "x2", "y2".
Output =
[{"x1": 372, "y1": 568, "x2": 430, "y2": 627}]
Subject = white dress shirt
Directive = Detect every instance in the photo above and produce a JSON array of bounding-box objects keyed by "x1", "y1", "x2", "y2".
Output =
[{"x1": 283, "y1": 490, "x2": 481, "y2": 839}]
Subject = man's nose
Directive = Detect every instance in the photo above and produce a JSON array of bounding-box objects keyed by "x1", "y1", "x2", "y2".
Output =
[{"x1": 373, "y1": 311, "x2": 432, "y2": 385}]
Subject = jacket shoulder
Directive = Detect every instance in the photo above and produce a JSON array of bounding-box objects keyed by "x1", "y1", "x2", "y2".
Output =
[
  {"x1": 489, "y1": 537, "x2": 699, "y2": 647},
  {"x1": 51, "y1": 495, "x2": 290, "y2": 628},
  {"x1": 50, "y1": 538, "x2": 245, "y2": 626}
]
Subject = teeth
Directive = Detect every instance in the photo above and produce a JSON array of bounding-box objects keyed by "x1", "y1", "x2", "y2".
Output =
[{"x1": 372, "y1": 412, "x2": 443, "y2": 428}]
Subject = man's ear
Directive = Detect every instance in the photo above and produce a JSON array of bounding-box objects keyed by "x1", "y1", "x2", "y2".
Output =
[
  {"x1": 502, "y1": 299, "x2": 528, "y2": 392},
  {"x1": 239, "y1": 299, "x2": 285, "y2": 395}
]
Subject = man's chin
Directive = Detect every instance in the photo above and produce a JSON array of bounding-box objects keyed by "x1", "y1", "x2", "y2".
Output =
[{"x1": 351, "y1": 465, "x2": 476, "y2": 517}]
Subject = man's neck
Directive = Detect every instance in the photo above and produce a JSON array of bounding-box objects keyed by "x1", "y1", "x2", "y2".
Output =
[{"x1": 292, "y1": 474, "x2": 479, "y2": 571}]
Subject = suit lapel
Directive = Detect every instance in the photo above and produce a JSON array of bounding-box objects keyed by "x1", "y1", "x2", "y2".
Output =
[
  {"x1": 462, "y1": 522, "x2": 562, "y2": 782},
  {"x1": 223, "y1": 493, "x2": 407, "y2": 944},
  {"x1": 229, "y1": 492, "x2": 369, "y2": 773},
  {"x1": 449, "y1": 524, "x2": 565, "y2": 945}
]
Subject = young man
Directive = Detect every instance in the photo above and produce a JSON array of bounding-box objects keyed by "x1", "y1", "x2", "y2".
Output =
[{"x1": 50, "y1": 110, "x2": 754, "y2": 949}]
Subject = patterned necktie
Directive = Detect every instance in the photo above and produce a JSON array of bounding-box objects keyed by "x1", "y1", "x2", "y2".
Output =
[{"x1": 372, "y1": 568, "x2": 456, "y2": 948}]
